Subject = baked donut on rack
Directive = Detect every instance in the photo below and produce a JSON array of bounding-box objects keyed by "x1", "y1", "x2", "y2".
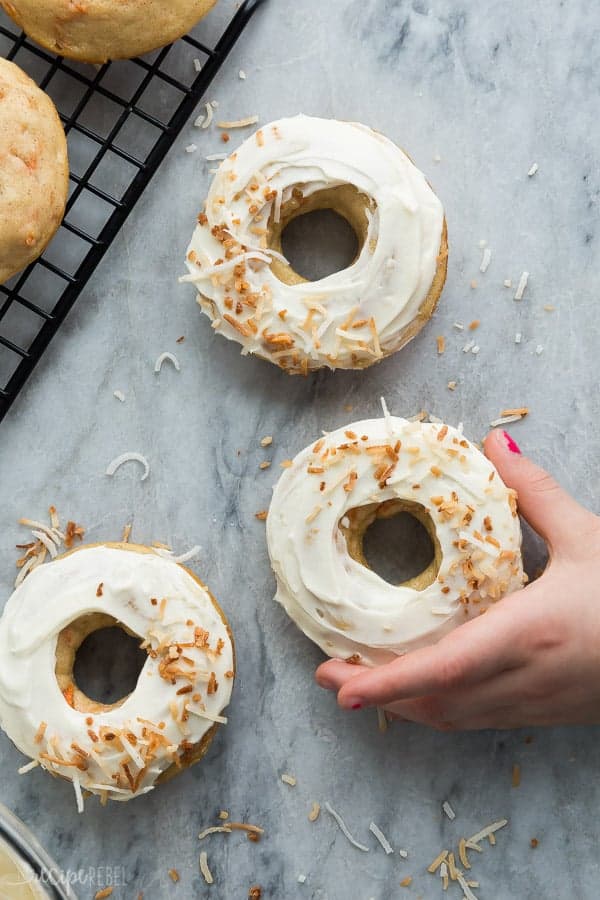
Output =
[
  {"x1": 182, "y1": 115, "x2": 447, "y2": 373},
  {"x1": 267, "y1": 414, "x2": 525, "y2": 666},
  {"x1": 0, "y1": 543, "x2": 235, "y2": 807},
  {"x1": 0, "y1": 58, "x2": 68, "y2": 284},
  {"x1": 1, "y1": 0, "x2": 218, "y2": 63}
]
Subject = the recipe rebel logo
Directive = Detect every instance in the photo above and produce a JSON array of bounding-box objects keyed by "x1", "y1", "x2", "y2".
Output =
[{"x1": 5, "y1": 864, "x2": 130, "y2": 891}]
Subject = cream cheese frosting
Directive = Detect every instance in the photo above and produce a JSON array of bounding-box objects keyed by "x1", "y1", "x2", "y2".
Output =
[
  {"x1": 0, "y1": 545, "x2": 234, "y2": 805},
  {"x1": 267, "y1": 416, "x2": 525, "y2": 666},
  {"x1": 182, "y1": 115, "x2": 446, "y2": 372}
]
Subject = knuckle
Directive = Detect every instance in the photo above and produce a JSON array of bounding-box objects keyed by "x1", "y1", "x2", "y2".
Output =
[
  {"x1": 437, "y1": 653, "x2": 468, "y2": 689},
  {"x1": 414, "y1": 695, "x2": 446, "y2": 725},
  {"x1": 528, "y1": 469, "x2": 560, "y2": 498}
]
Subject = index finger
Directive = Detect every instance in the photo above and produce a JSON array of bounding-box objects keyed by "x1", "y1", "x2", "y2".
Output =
[{"x1": 336, "y1": 589, "x2": 534, "y2": 710}]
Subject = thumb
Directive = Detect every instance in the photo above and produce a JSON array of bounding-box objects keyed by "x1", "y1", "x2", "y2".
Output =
[{"x1": 484, "y1": 429, "x2": 596, "y2": 557}]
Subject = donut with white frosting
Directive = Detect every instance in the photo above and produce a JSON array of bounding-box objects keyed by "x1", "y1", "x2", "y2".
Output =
[
  {"x1": 267, "y1": 416, "x2": 525, "y2": 666},
  {"x1": 182, "y1": 115, "x2": 447, "y2": 373},
  {"x1": 0, "y1": 543, "x2": 235, "y2": 806}
]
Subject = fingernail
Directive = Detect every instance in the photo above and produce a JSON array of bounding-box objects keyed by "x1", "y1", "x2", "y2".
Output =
[
  {"x1": 502, "y1": 431, "x2": 521, "y2": 454},
  {"x1": 351, "y1": 703, "x2": 362, "y2": 710}
]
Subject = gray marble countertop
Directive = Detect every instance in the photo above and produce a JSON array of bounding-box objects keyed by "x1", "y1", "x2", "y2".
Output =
[{"x1": 1, "y1": 0, "x2": 600, "y2": 897}]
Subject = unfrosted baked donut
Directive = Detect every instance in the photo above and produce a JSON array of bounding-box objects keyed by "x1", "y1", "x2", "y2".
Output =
[
  {"x1": 183, "y1": 115, "x2": 447, "y2": 373},
  {"x1": 1, "y1": 0, "x2": 218, "y2": 63},
  {"x1": 0, "y1": 58, "x2": 68, "y2": 284},
  {"x1": 0, "y1": 543, "x2": 235, "y2": 805},
  {"x1": 267, "y1": 416, "x2": 525, "y2": 666}
]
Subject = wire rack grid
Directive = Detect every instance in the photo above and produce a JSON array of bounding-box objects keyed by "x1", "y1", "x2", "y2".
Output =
[{"x1": 0, "y1": 0, "x2": 266, "y2": 424}]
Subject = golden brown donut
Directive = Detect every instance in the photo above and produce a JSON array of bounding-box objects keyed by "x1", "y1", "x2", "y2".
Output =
[
  {"x1": 1, "y1": 0, "x2": 218, "y2": 63},
  {"x1": 0, "y1": 58, "x2": 68, "y2": 284}
]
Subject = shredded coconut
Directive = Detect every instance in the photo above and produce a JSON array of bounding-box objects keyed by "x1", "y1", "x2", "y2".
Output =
[
  {"x1": 185, "y1": 144, "x2": 198, "y2": 154},
  {"x1": 442, "y1": 800, "x2": 456, "y2": 821},
  {"x1": 528, "y1": 162, "x2": 539, "y2": 177},
  {"x1": 18, "y1": 760, "x2": 39, "y2": 775},
  {"x1": 479, "y1": 247, "x2": 492, "y2": 273},
  {"x1": 199, "y1": 851, "x2": 213, "y2": 885},
  {"x1": 193, "y1": 58, "x2": 202, "y2": 73},
  {"x1": 514, "y1": 271, "x2": 529, "y2": 300},
  {"x1": 239, "y1": 69, "x2": 247, "y2": 79},
  {"x1": 113, "y1": 390, "x2": 125, "y2": 402},
  {"x1": 106, "y1": 452, "x2": 150, "y2": 482},
  {"x1": 154, "y1": 352, "x2": 181, "y2": 373},
  {"x1": 369, "y1": 822, "x2": 393, "y2": 855},
  {"x1": 217, "y1": 115, "x2": 259, "y2": 129},
  {"x1": 198, "y1": 826, "x2": 232, "y2": 840},
  {"x1": 325, "y1": 802, "x2": 369, "y2": 852}
]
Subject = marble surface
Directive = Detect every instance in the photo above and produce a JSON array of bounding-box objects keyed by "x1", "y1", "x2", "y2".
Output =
[{"x1": 1, "y1": 0, "x2": 600, "y2": 897}]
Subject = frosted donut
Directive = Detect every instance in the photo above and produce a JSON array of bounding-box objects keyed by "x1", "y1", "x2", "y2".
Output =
[
  {"x1": 183, "y1": 115, "x2": 448, "y2": 373},
  {"x1": 1, "y1": 0, "x2": 218, "y2": 63},
  {"x1": 0, "y1": 543, "x2": 235, "y2": 806},
  {"x1": 267, "y1": 416, "x2": 525, "y2": 666}
]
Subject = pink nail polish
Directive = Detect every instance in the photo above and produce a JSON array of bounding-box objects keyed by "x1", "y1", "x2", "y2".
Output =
[
  {"x1": 503, "y1": 431, "x2": 521, "y2": 454},
  {"x1": 351, "y1": 703, "x2": 362, "y2": 710}
]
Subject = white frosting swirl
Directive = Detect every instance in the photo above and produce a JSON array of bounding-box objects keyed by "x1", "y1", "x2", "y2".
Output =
[
  {"x1": 183, "y1": 115, "x2": 445, "y2": 372},
  {"x1": 267, "y1": 417, "x2": 525, "y2": 666},
  {"x1": 0, "y1": 546, "x2": 234, "y2": 803}
]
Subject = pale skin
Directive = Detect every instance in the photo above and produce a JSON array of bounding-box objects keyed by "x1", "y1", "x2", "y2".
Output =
[{"x1": 315, "y1": 428, "x2": 600, "y2": 730}]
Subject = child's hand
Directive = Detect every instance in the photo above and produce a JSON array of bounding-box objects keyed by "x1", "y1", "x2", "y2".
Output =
[{"x1": 315, "y1": 429, "x2": 600, "y2": 729}]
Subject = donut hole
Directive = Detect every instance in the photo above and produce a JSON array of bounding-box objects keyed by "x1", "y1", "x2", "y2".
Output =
[
  {"x1": 281, "y1": 209, "x2": 359, "y2": 281},
  {"x1": 341, "y1": 500, "x2": 441, "y2": 589},
  {"x1": 268, "y1": 184, "x2": 374, "y2": 284},
  {"x1": 56, "y1": 613, "x2": 146, "y2": 711}
]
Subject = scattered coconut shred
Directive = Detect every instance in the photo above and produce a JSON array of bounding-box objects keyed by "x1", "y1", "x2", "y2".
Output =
[
  {"x1": 216, "y1": 115, "x2": 259, "y2": 129},
  {"x1": 14, "y1": 507, "x2": 85, "y2": 587},
  {"x1": 489, "y1": 407, "x2": 529, "y2": 428},
  {"x1": 427, "y1": 818, "x2": 508, "y2": 899},
  {"x1": 105, "y1": 452, "x2": 150, "y2": 482},
  {"x1": 324, "y1": 802, "x2": 369, "y2": 852},
  {"x1": 154, "y1": 351, "x2": 180, "y2": 373},
  {"x1": 369, "y1": 822, "x2": 394, "y2": 855},
  {"x1": 199, "y1": 852, "x2": 213, "y2": 885}
]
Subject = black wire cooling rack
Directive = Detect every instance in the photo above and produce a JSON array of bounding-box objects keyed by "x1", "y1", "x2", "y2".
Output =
[{"x1": 0, "y1": 0, "x2": 266, "y2": 424}]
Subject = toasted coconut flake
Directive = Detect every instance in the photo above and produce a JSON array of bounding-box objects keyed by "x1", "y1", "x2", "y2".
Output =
[
  {"x1": 154, "y1": 352, "x2": 181, "y2": 373},
  {"x1": 308, "y1": 802, "x2": 320, "y2": 822},
  {"x1": 400, "y1": 877, "x2": 412, "y2": 887},
  {"x1": 106, "y1": 452, "x2": 150, "y2": 481},
  {"x1": 281, "y1": 773, "x2": 297, "y2": 786},
  {"x1": 31, "y1": 530, "x2": 58, "y2": 558},
  {"x1": 168, "y1": 869, "x2": 180, "y2": 883},
  {"x1": 324, "y1": 802, "x2": 369, "y2": 852},
  {"x1": 260, "y1": 435, "x2": 273, "y2": 447},
  {"x1": 94, "y1": 890, "x2": 113, "y2": 900},
  {"x1": 369, "y1": 821, "x2": 393, "y2": 855},
  {"x1": 427, "y1": 850, "x2": 449, "y2": 874},
  {"x1": 512, "y1": 763, "x2": 521, "y2": 787},
  {"x1": 217, "y1": 115, "x2": 259, "y2": 128},
  {"x1": 437, "y1": 335, "x2": 445, "y2": 354}
]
